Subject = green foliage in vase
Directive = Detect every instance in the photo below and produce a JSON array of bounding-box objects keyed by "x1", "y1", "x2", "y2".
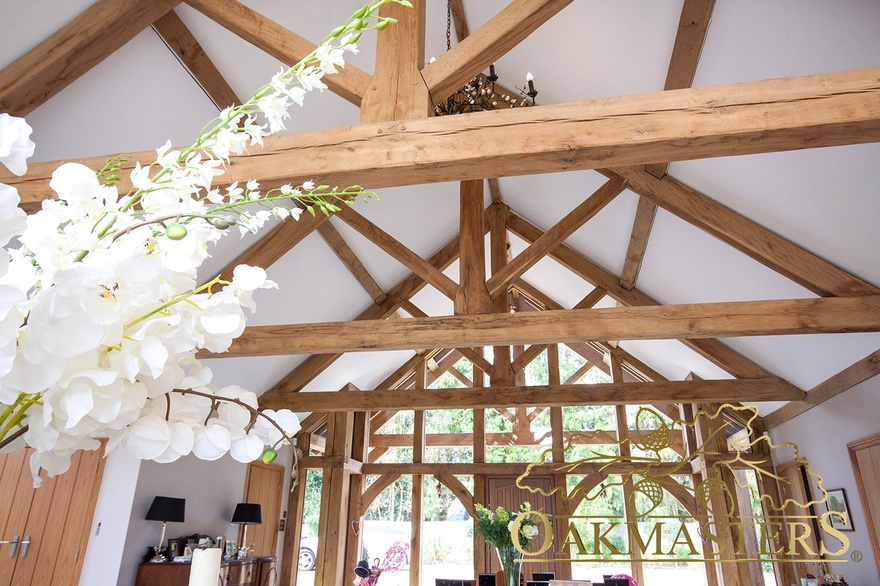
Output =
[{"x1": 474, "y1": 502, "x2": 538, "y2": 549}]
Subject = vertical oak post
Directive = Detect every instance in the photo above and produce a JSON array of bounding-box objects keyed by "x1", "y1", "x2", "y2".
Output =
[
  {"x1": 455, "y1": 179, "x2": 491, "y2": 315},
  {"x1": 679, "y1": 402, "x2": 719, "y2": 586},
  {"x1": 316, "y1": 410, "x2": 355, "y2": 586},
  {"x1": 611, "y1": 355, "x2": 645, "y2": 586},
  {"x1": 473, "y1": 364, "x2": 487, "y2": 573},
  {"x1": 344, "y1": 394, "x2": 370, "y2": 579},
  {"x1": 548, "y1": 344, "x2": 573, "y2": 579},
  {"x1": 487, "y1": 202, "x2": 515, "y2": 386},
  {"x1": 693, "y1": 403, "x2": 744, "y2": 586},
  {"x1": 360, "y1": 0, "x2": 430, "y2": 124},
  {"x1": 280, "y1": 432, "x2": 310, "y2": 586},
  {"x1": 411, "y1": 359, "x2": 427, "y2": 586}
]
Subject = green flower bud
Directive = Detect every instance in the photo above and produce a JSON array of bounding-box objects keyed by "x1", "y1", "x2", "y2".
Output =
[
  {"x1": 329, "y1": 25, "x2": 345, "y2": 37},
  {"x1": 353, "y1": 19, "x2": 366, "y2": 30},
  {"x1": 210, "y1": 216, "x2": 234, "y2": 230},
  {"x1": 399, "y1": 1, "x2": 413, "y2": 7},
  {"x1": 165, "y1": 223, "x2": 187, "y2": 240},
  {"x1": 353, "y1": 6, "x2": 368, "y2": 19},
  {"x1": 261, "y1": 448, "x2": 278, "y2": 464}
]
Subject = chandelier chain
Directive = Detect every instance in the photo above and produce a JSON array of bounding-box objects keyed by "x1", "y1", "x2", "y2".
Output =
[{"x1": 446, "y1": 0, "x2": 452, "y2": 51}]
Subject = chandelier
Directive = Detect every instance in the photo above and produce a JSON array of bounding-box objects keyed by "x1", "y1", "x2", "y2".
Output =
[{"x1": 434, "y1": 2, "x2": 538, "y2": 116}]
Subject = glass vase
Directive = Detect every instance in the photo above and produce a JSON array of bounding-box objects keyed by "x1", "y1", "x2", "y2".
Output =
[{"x1": 496, "y1": 544, "x2": 523, "y2": 586}]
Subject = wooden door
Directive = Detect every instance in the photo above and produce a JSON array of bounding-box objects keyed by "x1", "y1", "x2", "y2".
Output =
[
  {"x1": 849, "y1": 433, "x2": 880, "y2": 577},
  {"x1": 0, "y1": 447, "x2": 105, "y2": 586},
  {"x1": 242, "y1": 461, "x2": 284, "y2": 557},
  {"x1": 485, "y1": 475, "x2": 559, "y2": 579},
  {"x1": 776, "y1": 460, "x2": 819, "y2": 581}
]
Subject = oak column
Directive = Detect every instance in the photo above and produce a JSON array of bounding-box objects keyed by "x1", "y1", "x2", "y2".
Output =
[
  {"x1": 612, "y1": 355, "x2": 645, "y2": 586},
  {"x1": 411, "y1": 359, "x2": 427, "y2": 586},
  {"x1": 316, "y1": 409, "x2": 354, "y2": 586},
  {"x1": 548, "y1": 344, "x2": 573, "y2": 579},
  {"x1": 692, "y1": 403, "x2": 743, "y2": 586}
]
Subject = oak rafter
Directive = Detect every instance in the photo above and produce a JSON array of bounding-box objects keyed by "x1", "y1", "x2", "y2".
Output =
[
  {"x1": 604, "y1": 166, "x2": 880, "y2": 298},
  {"x1": 183, "y1": 0, "x2": 370, "y2": 106},
  {"x1": 421, "y1": 0, "x2": 572, "y2": 103},
  {"x1": 0, "y1": 0, "x2": 181, "y2": 116},
  {"x1": 152, "y1": 10, "x2": 240, "y2": 110},
  {"x1": 507, "y1": 211, "x2": 773, "y2": 379}
]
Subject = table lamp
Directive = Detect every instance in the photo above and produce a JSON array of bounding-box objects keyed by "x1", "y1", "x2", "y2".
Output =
[
  {"x1": 231, "y1": 503, "x2": 261, "y2": 557},
  {"x1": 145, "y1": 496, "x2": 186, "y2": 562}
]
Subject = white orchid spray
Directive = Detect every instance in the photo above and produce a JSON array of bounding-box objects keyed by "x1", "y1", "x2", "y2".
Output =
[{"x1": 0, "y1": 0, "x2": 411, "y2": 486}]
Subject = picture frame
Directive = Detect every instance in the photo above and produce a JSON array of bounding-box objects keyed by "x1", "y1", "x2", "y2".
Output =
[{"x1": 825, "y1": 488, "x2": 854, "y2": 531}]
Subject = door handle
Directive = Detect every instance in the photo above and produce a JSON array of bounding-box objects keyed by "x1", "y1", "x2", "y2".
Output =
[
  {"x1": 2, "y1": 536, "x2": 19, "y2": 557},
  {"x1": 19, "y1": 536, "x2": 30, "y2": 558}
]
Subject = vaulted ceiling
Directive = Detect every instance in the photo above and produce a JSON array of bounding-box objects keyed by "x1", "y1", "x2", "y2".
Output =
[{"x1": 1, "y1": 0, "x2": 879, "y2": 429}]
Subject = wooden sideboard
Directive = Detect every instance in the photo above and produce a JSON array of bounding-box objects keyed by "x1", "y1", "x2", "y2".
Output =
[{"x1": 136, "y1": 556, "x2": 276, "y2": 586}]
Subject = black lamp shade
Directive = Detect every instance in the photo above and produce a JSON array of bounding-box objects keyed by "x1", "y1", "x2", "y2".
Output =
[
  {"x1": 146, "y1": 496, "x2": 186, "y2": 523},
  {"x1": 231, "y1": 503, "x2": 261, "y2": 525}
]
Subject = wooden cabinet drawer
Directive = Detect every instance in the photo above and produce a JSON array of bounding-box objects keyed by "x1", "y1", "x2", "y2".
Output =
[
  {"x1": 137, "y1": 558, "x2": 258, "y2": 586},
  {"x1": 221, "y1": 561, "x2": 256, "y2": 586}
]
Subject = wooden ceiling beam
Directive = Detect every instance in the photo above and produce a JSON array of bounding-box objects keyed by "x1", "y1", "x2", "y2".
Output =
[
  {"x1": 619, "y1": 196, "x2": 658, "y2": 291},
  {"x1": 183, "y1": 0, "x2": 370, "y2": 106},
  {"x1": 371, "y1": 430, "x2": 683, "y2": 450},
  {"x1": 487, "y1": 178, "x2": 503, "y2": 204},
  {"x1": 510, "y1": 281, "x2": 612, "y2": 378},
  {"x1": 457, "y1": 348, "x2": 493, "y2": 374},
  {"x1": 283, "y1": 379, "x2": 801, "y2": 412},
  {"x1": 594, "y1": 341, "x2": 666, "y2": 385},
  {"x1": 511, "y1": 280, "x2": 664, "y2": 384},
  {"x1": 8, "y1": 67, "x2": 880, "y2": 210},
  {"x1": 662, "y1": 0, "x2": 716, "y2": 91},
  {"x1": 449, "y1": 0, "x2": 469, "y2": 41},
  {"x1": 317, "y1": 220, "x2": 387, "y2": 304},
  {"x1": 399, "y1": 300, "x2": 427, "y2": 318},
  {"x1": 0, "y1": 0, "x2": 181, "y2": 116},
  {"x1": 359, "y1": 0, "x2": 430, "y2": 123},
  {"x1": 486, "y1": 177, "x2": 626, "y2": 297},
  {"x1": 645, "y1": 0, "x2": 716, "y2": 179},
  {"x1": 455, "y1": 180, "x2": 491, "y2": 314},
  {"x1": 443, "y1": 359, "x2": 474, "y2": 388},
  {"x1": 563, "y1": 360, "x2": 596, "y2": 384},
  {"x1": 256, "y1": 236, "x2": 461, "y2": 407},
  {"x1": 573, "y1": 287, "x2": 608, "y2": 310},
  {"x1": 507, "y1": 211, "x2": 773, "y2": 379},
  {"x1": 335, "y1": 206, "x2": 459, "y2": 300},
  {"x1": 214, "y1": 212, "x2": 328, "y2": 283},
  {"x1": 360, "y1": 461, "x2": 685, "y2": 476},
  {"x1": 764, "y1": 349, "x2": 880, "y2": 429},
  {"x1": 511, "y1": 344, "x2": 548, "y2": 373},
  {"x1": 152, "y1": 9, "x2": 240, "y2": 110},
  {"x1": 364, "y1": 349, "x2": 451, "y2": 434},
  {"x1": 210, "y1": 295, "x2": 880, "y2": 357},
  {"x1": 511, "y1": 287, "x2": 686, "y2": 430},
  {"x1": 421, "y1": 0, "x2": 572, "y2": 103},
  {"x1": 604, "y1": 167, "x2": 880, "y2": 298}
]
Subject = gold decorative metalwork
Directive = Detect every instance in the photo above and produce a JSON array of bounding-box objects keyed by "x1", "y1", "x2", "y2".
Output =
[
  {"x1": 516, "y1": 404, "x2": 828, "y2": 517},
  {"x1": 509, "y1": 404, "x2": 849, "y2": 566}
]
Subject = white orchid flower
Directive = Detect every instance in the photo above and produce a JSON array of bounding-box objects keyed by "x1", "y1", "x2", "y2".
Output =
[
  {"x1": 0, "y1": 113, "x2": 35, "y2": 176},
  {"x1": 192, "y1": 421, "x2": 232, "y2": 460},
  {"x1": 230, "y1": 429, "x2": 265, "y2": 463}
]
